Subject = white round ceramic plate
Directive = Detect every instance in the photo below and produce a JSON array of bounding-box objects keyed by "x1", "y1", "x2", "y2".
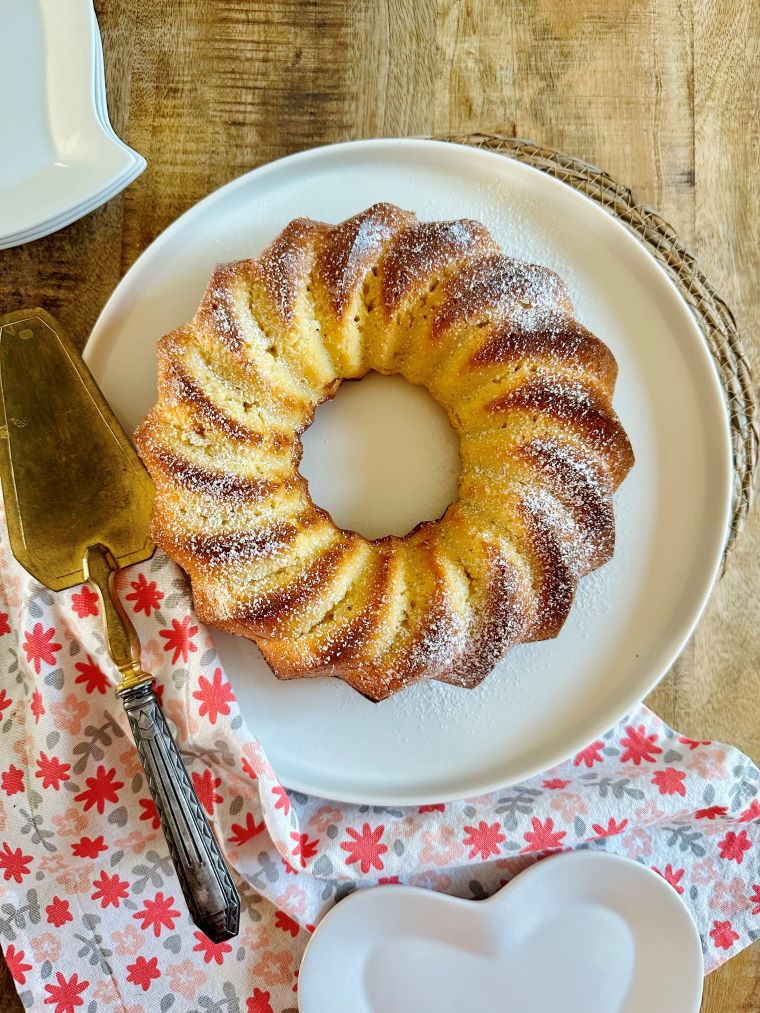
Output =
[
  {"x1": 298, "y1": 852, "x2": 704, "y2": 1013},
  {"x1": 84, "y1": 138, "x2": 732, "y2": 804}
]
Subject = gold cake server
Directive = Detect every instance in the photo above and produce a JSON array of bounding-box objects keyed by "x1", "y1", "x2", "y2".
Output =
[{"x1": 0, "y1": 308, "x2": 240, "y2": 942}]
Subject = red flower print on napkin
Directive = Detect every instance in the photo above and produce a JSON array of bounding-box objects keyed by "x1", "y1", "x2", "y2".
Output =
[
  {"x1": 718, "y1": 829, "x2": 752, "y2": 864},
  {"x1": 70, "y1": 586, "x2": 99, "y2": 619},
  {"x1": 133, "y1": 892, "x2": 181, "y2": 937},
  {"x1": 126, "y1": 573, "x2": 165, "y2": 615},
  {"x1": 619, "y1": 725, "x2": 662, "y2": 765},
  {"x1": 74, "y1": 765, "x2": 124, "y2": 814},
  {"x1": 30, "y1": 689, "x2": 44, "y2": 722},
  {"x1": 74, "y1": 656, "x2": 109, "y2": 695},
  {"x1": 738, "y1": 799, "x2": 760, "y2": 822},
  {"x1": 126, "y1": 955, "x2": 161, "y2": 991},
  {"x1": 228, "y1": 812, "x2": 266, "y2": 847},
  {"x1": 193, "y1": 931, "x2": 232, "y2": 966},
  {"x1": 192, "y1": 769, "x2": 223, "y2": 815},
  {"x1": 652, "y1": 863, "x2": 685, "y2": 894},
  {"x1": 246, "y1": 989, "x2": 273, "y2": 1013},
  {"x1": 43, "y1": 971, "x2": 88, "y2": 1013},
  {"x1": 274, "y1": 912, "x2": 300, "y2": 938},
  {"x1": 290, "y1": 832, "x2": 319, "y2": 868},
  {"x1": 1, "y1": 764, "x2": 24, "y2": 796},
  {"x1": 4, "y1": 944, "x2": 31, "y2": 985},
  {"x1": 651, "y1": 768, "x2": 687, "y2": 796},
  {"x1": 0, "y1": 612, "x2": 10, "y2": 636},
  {"x1": 193, "y1": 668, "x2": 235, "y2": 724},
  {"x1": 71, "y1": 835, "x2": 107, "y2": 859},
  {"x1": 521, "y1": 817, "x2": 566, "y2": 853},
  {"x1": 679, "y1": 736, "x2": 711, "y2": 750},
  {"x1": 45, "y1": 897, "x2": 72, "y2": 928},
  {"x1": 463, "y1": 821, "x2": 506, "y2": 860},
  {"x1": 0, "y1": 688, "x2": 12, "y2": 716},
  {"x1": 138, "y1": 797, "x2": 161, "y2": 830},
  {"x1": 35, "y1": 753, "x2": 71, "y2": 790},
  {"x1": 591, "y1": 817, "x2": 629, "y2": 838},
  {"x1": 695, "y1": 805, "x2": 728, "y2": 820},
  {"x1": 23, "y1": 623, "x2": 61, "y2": 674},
  {"x1": 160, "y1": 615, "x2": 198, "y2": 664},
  {"x1": 573, "y1": 740, "x2": 604, "y2": 768},
  {"x1": 340, "y1": 823, "x2": 388, "y2": 874},
  {"x1": 90, "y1": 871, "x2": 130, "y2": 909},
  {"x1": 0, "y1": 842, "x2": 32, "y2": 883},
  {"x1": 710, "y1": 920, "x2": 739, "y2": 950},
  {"x1": 750, "y1": 885, "x2": 760, "y2": 915},
  {"x1": 272, "y1": 785, "x2": 291, "y2": 815}
]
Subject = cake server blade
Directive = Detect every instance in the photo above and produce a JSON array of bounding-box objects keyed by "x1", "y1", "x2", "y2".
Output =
[{"x1": 0, "y1": 308, "x2": 240, "y2": 941}]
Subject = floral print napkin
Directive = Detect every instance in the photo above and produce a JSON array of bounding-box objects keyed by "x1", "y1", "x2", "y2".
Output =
[{"x1": 0, "y1": 501, "x2": 759, "y2": 1013}]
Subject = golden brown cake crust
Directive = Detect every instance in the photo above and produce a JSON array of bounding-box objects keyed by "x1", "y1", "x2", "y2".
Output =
[{"x1": 134, "y1": 203, "x2": 634, "y2": 701}]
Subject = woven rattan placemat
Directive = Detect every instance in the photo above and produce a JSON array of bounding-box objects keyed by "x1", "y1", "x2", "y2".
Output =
[{"x1": 437, "y1": 133, "x2": 758, "y2": 566}]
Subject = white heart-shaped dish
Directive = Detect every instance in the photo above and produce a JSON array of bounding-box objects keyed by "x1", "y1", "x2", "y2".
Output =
[{"x1": 298, "y1": 852, "x2": 703, "y2": 1013}]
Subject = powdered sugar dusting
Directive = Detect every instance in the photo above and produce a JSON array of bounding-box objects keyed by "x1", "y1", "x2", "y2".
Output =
[
  {"x1": 521, "y1": 438, "x2": 611, "y2": 516},
  {"x1": 381, "y1": 219, "x2": 493, "y2": 309},
  {"x1": 185, "y1": 525, "x2": 296, "y2": 569},
  {"x1": 152, "y1": 446, "x2": 280, "y2": 503},
  {"x1": 254, "y1": 218, "x2": 326, "y2": 322},
  {"x1": 435, "y1": 253, "x2": 570, "y2": 335},
  {"x1": 202, "y1": 274, "x2": 245, "y2": 350},
  {"x1": 492, "y1": 376, "x2": 597, "y2": 418},
  {"x1": 399, "y1": 604, "x2": 468, "y2": 684},
  {"x1": 318, "y1": 204, "x2": 410, "y2": 312},
  {"x1": 520, "y1": 485, "x2": 590, "y2": 582}
]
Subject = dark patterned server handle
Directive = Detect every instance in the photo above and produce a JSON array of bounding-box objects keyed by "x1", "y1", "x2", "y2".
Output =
[{"x1": 120, "y1": 682, "x2": 240, "y2": 942}]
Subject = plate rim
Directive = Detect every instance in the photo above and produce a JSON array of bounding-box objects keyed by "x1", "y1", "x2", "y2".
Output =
[{"x1": 84, "y1": 137, "x2": 733, "y2": 804}]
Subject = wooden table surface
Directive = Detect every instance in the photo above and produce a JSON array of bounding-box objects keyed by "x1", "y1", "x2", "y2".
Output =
[{"x1": 1, "y1": 1, "x2": 758, "y2": 1009}]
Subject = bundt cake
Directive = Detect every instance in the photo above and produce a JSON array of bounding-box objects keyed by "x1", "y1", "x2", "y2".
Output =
[{"x1": 134, "y1": 204, "x2": 634, "y2": 701}]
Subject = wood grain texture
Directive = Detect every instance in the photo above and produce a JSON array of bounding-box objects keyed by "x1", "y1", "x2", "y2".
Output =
[{"x1": 0, "y1": 2, "x2": 757, "y2": 1009}]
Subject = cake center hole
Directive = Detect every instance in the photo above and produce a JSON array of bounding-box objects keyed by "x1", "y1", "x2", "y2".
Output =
[{"x1": 299, "y1": 371, "x2": 461, "y2": 540}]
